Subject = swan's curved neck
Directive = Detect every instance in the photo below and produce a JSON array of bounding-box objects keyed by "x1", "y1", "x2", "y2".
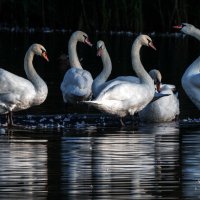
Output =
[
  {"x1": 24, "y1": 49, "x2": 48, "y2": 102},
  {"x1": 68, "y1": 36, "x2": 82, "y2": 68},
  {"x1": 189, "y1": 27, "x2": 200, "y2": 41},
  {"x1": 183, "y1": 56, "x2": 200, "y2": 78},
  {"x1": 93, "y1": 48, "x2": 112, "y2": 96},
  {"x1": 182, "y1": 27, "x2": 200, "y2": 77},
  {"x1": 131, "y1": 39, "x2": 153, "y2": 85}
]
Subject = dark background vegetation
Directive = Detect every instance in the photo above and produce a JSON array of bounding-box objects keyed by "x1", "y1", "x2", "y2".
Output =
[{"x1": 0, "y1": 0, "x2": 199, "y2": 33}]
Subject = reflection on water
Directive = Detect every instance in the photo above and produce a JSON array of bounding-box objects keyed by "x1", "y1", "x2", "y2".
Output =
[
  {"x1": 0, "y1": 134, "x2": 48, "y2": 199},
  {"x1": 181, "y1": 127, "x2": 200, "y2": 199},
  {"x1": 0, "y1": 122, "x2": 200, "y2": 199}
]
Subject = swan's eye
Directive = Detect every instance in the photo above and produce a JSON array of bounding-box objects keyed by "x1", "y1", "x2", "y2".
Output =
[
  {"x1": 83, "y1": 35, "x2": 87, "y2": 39},
  {"x1": 41, "y1": 49, "x2": 46, "y2": 53}
]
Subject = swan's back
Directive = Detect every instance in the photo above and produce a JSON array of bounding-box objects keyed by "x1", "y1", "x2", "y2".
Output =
[{"x1": 60, "y1": 67, "x2": 93, "y2": 103}]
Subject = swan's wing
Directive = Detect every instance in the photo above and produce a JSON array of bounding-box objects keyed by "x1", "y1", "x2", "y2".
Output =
[
  {"x1": 97, "y1": 81, "x2": 149, "y2": 102},
  {"x1": 97, "y1": 80, "x2": 129, "y2": 99},
  {"x1": 158, "y1": 90, "x2": 180, "y2": 114},
  {"x1": 61, "y1": 68, "x2": 93, "y2": 91},
  {"x1": 161, "y1": 84, "x2": 176, "y2": 91},
  {"x1": 0, "y1": 92, "x2": 20, "y2": 108},
  {"x1": 190, "y1": 73, "x2": 200, "y2": 87},
  {"x1": 140, "y1": 88, "x2": 180, "y2": 122},
  {"x1": 0, "y1": 68, "x2": 35, "y2": 94},
  {"x1": 151, "y1": 92, "x2": 171, "y2": 102},
  {"x1": 0, "y1": 68, "x2": 36, "y2": 112}
]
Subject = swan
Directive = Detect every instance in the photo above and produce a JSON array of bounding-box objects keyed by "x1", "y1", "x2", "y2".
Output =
[
  {"x1": 174, "y1": 23, "x2": 200, "y2": 109},
  {"x1": 0, "y1": 43, "x2": 49, "y2": 127},
  {"x1": 60, "y1": 31, "x2": 93, "y2": 104},
  {"x1": 84, "y1": 34, "x2": 156, "y2": 125},
  {"x1": 139, "y1": 69, "x2": 180, "y2": 122}
]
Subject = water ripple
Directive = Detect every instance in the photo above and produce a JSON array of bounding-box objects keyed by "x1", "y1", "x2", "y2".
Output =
[{"x1": 0, "y1": 120, "x2": 199, "y2": 199}]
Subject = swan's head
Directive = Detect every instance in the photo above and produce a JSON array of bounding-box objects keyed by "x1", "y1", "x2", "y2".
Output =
[
  {"x1": 149, "y1": 69, "x2": 162, "y2": 92},
  {"x1": 138, "y1": 35, "x2": 157, "y2": 50},
  {"x1": 96, "y1": 40, "x2": 105, "y2": 56},
  {"x1": 173, "y1": 23, "x2": 195, "y2": 35},
  {"x1": 31, "y1": 44, "x2": 49, "y2": 62},
  {"x1": 72, "y1": 31, "x2": 93, "y2": 47}
]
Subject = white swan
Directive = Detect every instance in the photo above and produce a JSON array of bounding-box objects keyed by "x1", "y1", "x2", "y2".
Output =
[
  {"x1": 0, "y1": 43, "x2": 49, "y2": 126},
  {"x1": 60, "y1": 31, "x2": 93, "y2": 104},
  {"x1": 84, "y1": 35, "x2": 156, "y2": 125},
  {"x1": 174, "y1": 23, "x2": 200, "y2": 109},
  {"x1": 139, "y1": 69, "x2": 180, "y2": 122}
]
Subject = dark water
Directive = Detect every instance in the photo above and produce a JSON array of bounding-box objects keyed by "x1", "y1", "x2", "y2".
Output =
[{"x1": 0, "y1": 32, "x2": 200, "y2": 199}]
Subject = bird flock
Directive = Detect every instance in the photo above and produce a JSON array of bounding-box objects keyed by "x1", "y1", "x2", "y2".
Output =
[{"x1": 0, "y1": 23, "x2": 199, "y2": 127}]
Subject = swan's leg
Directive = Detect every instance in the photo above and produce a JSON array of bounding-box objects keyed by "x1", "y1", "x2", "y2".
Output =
[
  {"x1": 6, "y1": 112, "x2": 24, "y2": 128},
  {"x1": 120, "y1": 118, "x2": 125, "y2": 126},
  {"x1": 6, "y1": 113, "x2": 10, "y2": 127},
  {"x1": 5, "y1": 114, "x2": 9, "y2": 126},
  {"x1": 7, "y1": 112, "x2": 13, "y2": 127}
]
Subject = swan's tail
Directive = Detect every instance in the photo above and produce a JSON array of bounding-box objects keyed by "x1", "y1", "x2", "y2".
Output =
[
  {"x1": 82, "y1": 100, "x2": 105, "y2": 111},
  {"x1": 83, "y1": 100, "x2": 115, "y2": 115}
]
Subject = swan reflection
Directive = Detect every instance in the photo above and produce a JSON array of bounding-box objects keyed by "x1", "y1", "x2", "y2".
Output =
[
  {"x1": 0, "y1": 133, "x2": 48, "y2": 199},
  {"x1": 61, "y1": 122, "x2": 180, "y2": 199}
]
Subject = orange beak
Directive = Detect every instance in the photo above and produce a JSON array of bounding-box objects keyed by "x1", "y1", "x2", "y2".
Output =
[
  {"x1": 84, "y1": 38, "x2": 93, "y2": 47},
  {"x1": 149, "y1": 42, "x2": 157, "y2": 50},
  {"x1": 156, "y1": 82, "x2": 161, "y2": 92},
  {"x1": 173, "y1": 25, "x2": 183, "y2": 30},
  {"x1": 41, "y1": 51, "x2": 49, "y2": 62}
]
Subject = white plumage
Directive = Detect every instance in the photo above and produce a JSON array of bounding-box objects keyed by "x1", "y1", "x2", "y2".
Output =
[
  {"x1": 139, "y1": 70, "x2": 180, "y2": 122},
  {"x1": 174, "y1": 23, "x2": 200, "y2": 110},
  {"x1": 85, "y1": 35, "x2": 156, "y2": 125}
]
